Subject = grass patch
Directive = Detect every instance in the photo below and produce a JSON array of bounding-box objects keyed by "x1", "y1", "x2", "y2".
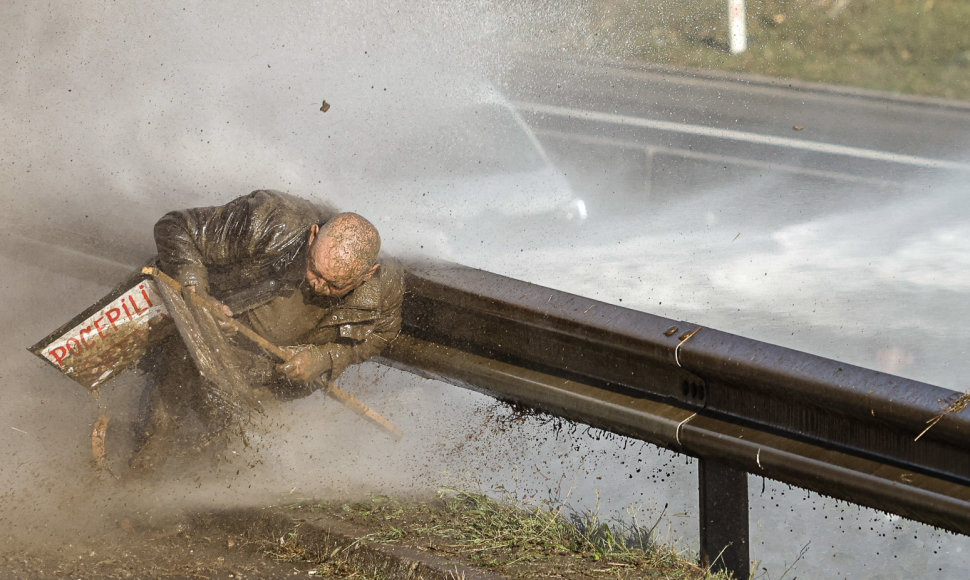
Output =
[
  {"x1": 542, "y1": 0, "x2": 970, "y2": 101},
  {"x1": 284, "y1": 489, "x2": 735, "y2": 579},
  {"x1": 265, "y1": 529, "x2": 381, "y2": 579}
]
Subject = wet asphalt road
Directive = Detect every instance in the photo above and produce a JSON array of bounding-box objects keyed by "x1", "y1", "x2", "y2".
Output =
[{"x1": 500, "y1": 55, "x2": 970, "y2": 198}]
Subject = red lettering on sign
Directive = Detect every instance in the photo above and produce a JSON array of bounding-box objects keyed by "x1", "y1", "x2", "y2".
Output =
[
  {"x1": 66, "y1": 337, "x2": 82, "y2": 354},
  {"x1": 140, "y1": 284, "x2": 154, "y2": 308},
  {"x1": 49, "y1": 346, "x2": 68, "y2": 366},
  {"x1": 106, "y1": 308, "x2": 122, "y2": 329},
  {"x1": 42, "y1": 282, "x2": 165, "y2": 371},
  {"x1": 92, "y1": 317, "x2": 107, "y2": 338},
  {"x1": 129, "y1": 295, "x2": 146, "y2": 315}
]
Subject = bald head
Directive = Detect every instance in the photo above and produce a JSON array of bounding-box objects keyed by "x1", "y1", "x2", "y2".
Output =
[{"x1": 305, "y1": 213, "x2": 381, "y2": 297}]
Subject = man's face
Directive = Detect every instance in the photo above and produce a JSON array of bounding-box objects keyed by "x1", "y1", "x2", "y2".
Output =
[{"x1": 305, "y1": 225, "x2": 376, "y2": 297}]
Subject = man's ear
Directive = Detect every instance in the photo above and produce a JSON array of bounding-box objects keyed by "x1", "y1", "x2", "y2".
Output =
[
  {"x1": 363, "y1": 263, "x2": 380, "y2": 280},
  {"x1": 308, "y1": 224, "x2": 319, "y2": 246}
]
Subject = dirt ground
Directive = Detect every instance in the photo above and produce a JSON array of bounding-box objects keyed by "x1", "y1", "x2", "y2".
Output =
[
  {"x1": 0, "y1": 497, "x2": 721, "y2": 580},
  {"x1": 0, "y1": 516, "x2": 327, "y2": 580}
]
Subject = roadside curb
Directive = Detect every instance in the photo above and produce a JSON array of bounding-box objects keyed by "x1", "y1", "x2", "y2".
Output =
[{"x1": 200, "y1": 507, "x2": 508, "y2": 580}]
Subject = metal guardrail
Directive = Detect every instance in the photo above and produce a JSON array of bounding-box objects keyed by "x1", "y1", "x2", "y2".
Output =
[{"x1": 379, "y1": 260, "x2": 970, "y2": 578}]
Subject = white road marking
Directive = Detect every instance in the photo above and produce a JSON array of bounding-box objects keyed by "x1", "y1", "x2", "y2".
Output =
[
  {"x1": 514, "y1": 101, "x2": 970, "y2": 172},
  {"x1": 534, "y1": 127, "x2": 898, "y2": 186}
]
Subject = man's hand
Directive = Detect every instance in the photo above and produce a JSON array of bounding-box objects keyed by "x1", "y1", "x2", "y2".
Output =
[
  {"x1": 277, "y1": 345, "x2": 332, "y2": 383},
  {"x1": 184, "y1": 284, "x2": 233, "y2": 317}
]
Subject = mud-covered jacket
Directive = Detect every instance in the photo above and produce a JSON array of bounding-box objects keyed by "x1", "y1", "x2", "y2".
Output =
[{"x1": 154, "y1": 189, "x2": 404, "y2": 380}]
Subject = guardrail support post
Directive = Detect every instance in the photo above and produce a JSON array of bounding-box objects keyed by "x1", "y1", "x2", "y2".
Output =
[{"x1": 699, "y1": 458, "x2": 749, "y2": 578}]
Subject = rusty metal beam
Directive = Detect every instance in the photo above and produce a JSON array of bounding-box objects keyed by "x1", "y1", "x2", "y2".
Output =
[
  {"x1": 381, "y1": 335, "x2": 970, "y2": 536},
  {"x1": 391, "y1": 261, "x2": 970, "y2": 485},
  {"x1": 378, "y1": 261, "x2": 970, "y2": 542}
]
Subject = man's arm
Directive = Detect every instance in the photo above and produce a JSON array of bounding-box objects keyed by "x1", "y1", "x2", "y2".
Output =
[
  {"x1": 326, "y1": 284, "x2": 404, "y2": 380},
  {"x1": 279, "y1": 261, "x2": 405, "y2": 384},
  {"x1": 154, "y1": 190, "x2": 325, "y2": 294},
  {"x1": 154, "y1": 198, "x2": 253, "y2": 293}
]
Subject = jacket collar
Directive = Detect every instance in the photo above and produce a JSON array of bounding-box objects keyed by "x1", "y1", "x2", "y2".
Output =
[{"x1": 338, "y1": 265, "x2": 384, "y2": 310}]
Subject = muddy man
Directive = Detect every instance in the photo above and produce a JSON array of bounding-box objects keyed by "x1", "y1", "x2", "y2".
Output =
[{"x1": 131, "y1": 189, "x2": 404, "y2": 472}]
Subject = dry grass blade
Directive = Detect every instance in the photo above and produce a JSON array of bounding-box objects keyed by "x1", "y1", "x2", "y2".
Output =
[{"x1": 914, "y1": 392, "x2": 970, "y2": 441}]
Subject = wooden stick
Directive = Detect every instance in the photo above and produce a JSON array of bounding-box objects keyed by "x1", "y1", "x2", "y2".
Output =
[
  {"x1": 144, "y1": 266, "x2": 404, "y2": 440},
  {"x1": 92, "y1": 414, "x2": 110, "y2": 469}
]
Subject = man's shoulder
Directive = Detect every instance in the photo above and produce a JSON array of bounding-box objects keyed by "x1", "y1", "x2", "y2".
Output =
[
  {"x1": 242, "y1": 190, "x2": 337, "y2": 224},
  {"x1": 370, "y1": 256, "x2": 406, "y2": 297},
  {"x1": 376, "y1": 257, "x2": 406, "y2": 295},
  {"x1": 343, "y1": 257, "x2": 405, "y2": 311},
  {"x1": 378, "y1": 256, "x2": 405, "y2": 278}
]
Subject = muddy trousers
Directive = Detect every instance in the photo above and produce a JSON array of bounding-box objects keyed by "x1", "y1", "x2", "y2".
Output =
[
  {"x1": 129, "y1": 336, "x2": 228, "y2": 471},
  {"x1": 130, "y1": 335, "x2": 316, "y2": 471}
]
